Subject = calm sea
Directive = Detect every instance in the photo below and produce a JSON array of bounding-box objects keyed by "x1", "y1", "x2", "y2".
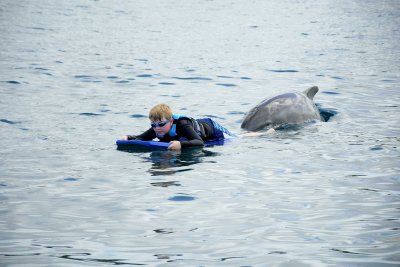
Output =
[{"x1": 1, "y1": 0, "x2": 399, "y2": 266}]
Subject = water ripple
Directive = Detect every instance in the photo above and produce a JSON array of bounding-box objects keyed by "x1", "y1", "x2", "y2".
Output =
[
  {"x1": 216, "y1": 83, "x2": 237, "y2": 87},
  {"x1": 0, "y1": 119, "x2": 21, "y2": 124},
  {"x1": 268, "y1": 69, "x2": 299, "y2": 73},
  {"x1": 171, "y1": 76, "x2": 212, "y2": 81}
]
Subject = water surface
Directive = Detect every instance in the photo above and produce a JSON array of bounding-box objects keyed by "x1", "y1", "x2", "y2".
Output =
[{"x1": 1, "y1": 0, "x2": 399, "y2": 266}]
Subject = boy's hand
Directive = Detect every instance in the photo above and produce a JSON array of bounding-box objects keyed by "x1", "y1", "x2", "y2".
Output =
[
  {"x1": 121, "y1": 135, "x2": 129, "y2": 140},
  {"x1": 168, "y1": 141, "x2": 181, "y2": 150}
]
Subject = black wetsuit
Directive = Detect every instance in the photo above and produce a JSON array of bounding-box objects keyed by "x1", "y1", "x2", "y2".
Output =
[{"x1": 127, "y1": 118, "x2": 215, "y2": 148}]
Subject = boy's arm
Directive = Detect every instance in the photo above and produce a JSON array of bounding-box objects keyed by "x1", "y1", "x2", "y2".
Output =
[
  {"x1": 127, "y1": 128, "x2": 156, "y2": 140},
  {"x1": 177, "y1": 120, "x2": 204, "y2": 147}
]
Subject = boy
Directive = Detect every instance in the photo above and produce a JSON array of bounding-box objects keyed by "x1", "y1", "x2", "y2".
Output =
[{"x1": 121, "y1": 103, "x2": 234, "y2": 150}]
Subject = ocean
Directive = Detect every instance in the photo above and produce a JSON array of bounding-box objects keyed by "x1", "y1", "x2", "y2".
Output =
[{"x1": 1, "y1": 0, "x2": 399, "y2": 266}]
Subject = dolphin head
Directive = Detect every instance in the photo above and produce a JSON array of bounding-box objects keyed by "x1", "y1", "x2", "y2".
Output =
[
  {"x1": 240, "y1": 93, "x2": 296, "y2": 131},
  {"x1": 241, "y1": 104, "x2": 272, "y2": 131}
]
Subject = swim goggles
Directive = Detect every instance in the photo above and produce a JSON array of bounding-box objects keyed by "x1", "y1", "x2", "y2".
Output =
[{"x1": 151, "y1": 119, "x2": 171, "y2": 128}]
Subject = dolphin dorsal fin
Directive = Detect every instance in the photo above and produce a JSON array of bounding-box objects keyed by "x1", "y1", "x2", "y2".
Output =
[{"x1": 303, "y1": 86, "x2": 319, "y2": 100}]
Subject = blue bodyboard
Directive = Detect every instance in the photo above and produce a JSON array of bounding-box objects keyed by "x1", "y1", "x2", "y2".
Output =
[
  {"x1": 116, "y1": 139, "x2": 232, "y2": 150},
  {"x1": 116, "y1": 140, "x2": 170, "y2": 148}
]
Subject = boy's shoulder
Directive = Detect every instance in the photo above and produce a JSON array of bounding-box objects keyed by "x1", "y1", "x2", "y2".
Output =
[
  {"x1": 175, "y1": 117, "x2": 194, "y2": 127},
  {"x1": 175, "y1": 117, "x2": 193, "y2": 122}
]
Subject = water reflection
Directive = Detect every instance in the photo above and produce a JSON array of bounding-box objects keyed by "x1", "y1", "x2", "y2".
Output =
[
  {"x1": 147, "y1": 149, "x2": 219, "y2": 176},
  {"x1": 117, "y1": 146, "x2": 220, "y2": 176},
  {"x1": 150, "y1": 181, "x2": 181, "y2": 187}
]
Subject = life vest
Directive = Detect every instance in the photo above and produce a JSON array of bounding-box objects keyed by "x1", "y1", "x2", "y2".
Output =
[{"x1": 168, "y1": 114, "x2": 203, "y2": 138}]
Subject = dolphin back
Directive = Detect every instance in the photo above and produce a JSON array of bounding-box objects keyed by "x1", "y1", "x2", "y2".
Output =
[{"x1": 241, "y1": 86, "x2": 322, "y2": 131}]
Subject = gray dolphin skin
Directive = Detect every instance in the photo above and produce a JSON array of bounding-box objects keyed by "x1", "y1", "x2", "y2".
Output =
[{"x1": 241, "y1": 86, "x2": 323, "y2": 131}]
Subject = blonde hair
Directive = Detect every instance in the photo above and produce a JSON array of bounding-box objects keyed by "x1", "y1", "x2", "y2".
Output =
[{"x1": 149, "y1": 103, "x2": 173, "y2": 122}]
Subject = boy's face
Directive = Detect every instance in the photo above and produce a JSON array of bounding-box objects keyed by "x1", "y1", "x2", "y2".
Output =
[{"x1": 151, "y1": 116, "x2": 173, "y2": 137}]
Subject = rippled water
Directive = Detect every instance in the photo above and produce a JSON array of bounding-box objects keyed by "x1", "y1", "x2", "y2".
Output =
[{"x1": 1, "y1": 0, "x2": 399, "y2": 266}]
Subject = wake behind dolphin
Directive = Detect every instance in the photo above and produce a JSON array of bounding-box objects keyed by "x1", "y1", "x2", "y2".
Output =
[{"x1": 241, "y1": 86, "x2": 323, "y2": 132}]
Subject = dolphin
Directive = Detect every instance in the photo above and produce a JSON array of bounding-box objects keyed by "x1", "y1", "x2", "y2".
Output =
[{"x1": 241, "y1": 86, "x2": 323, "y2": 131}]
